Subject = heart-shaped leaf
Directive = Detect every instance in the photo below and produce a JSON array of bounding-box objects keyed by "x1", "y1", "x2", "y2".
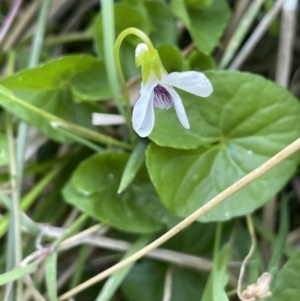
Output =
[{"x1": 147, "y1": 71, "x2": 300, "y2": 221}]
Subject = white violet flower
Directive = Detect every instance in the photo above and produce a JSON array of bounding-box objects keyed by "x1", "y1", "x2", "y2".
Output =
[{"x1": 133, "y1": 43, "x2": 213, "y2": 137}]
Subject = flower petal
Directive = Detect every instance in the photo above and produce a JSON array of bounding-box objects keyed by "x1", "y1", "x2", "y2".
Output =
[
  {"x1": 163, "y1": 85, "x2": 190, "y2": 129},
  {"x1": 135, "y1": 43, "x2": 148, "y2": 57},
  {"x1": 132, "y1": 87, "x2": 155, "y2": 137},
  {"x1": 92, "y1": 113, "x2": 126, "y2": 125},
  {"x1": 161, "y1": 71, "x2": 213, "y2": 97}
]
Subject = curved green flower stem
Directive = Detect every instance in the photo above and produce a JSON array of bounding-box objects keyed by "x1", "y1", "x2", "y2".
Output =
[
  {"x1": 237, "y1": 215, "x2": 256, "y2": 301},
  {"x1": 114, "y1": 27, "x2": 154, "y2": 144},
  {"x1": 57, "y1": 137, "x2": 300, "y2": 301}
]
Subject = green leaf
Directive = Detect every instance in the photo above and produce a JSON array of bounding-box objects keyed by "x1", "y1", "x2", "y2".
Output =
[
  {"x1": 0, "y1": 85, "x2": 127, "y2": 149},
  {"x1": 123, "y1": 0, "x2": 147, "y2": 12},
  {"x1": 45, "y1": 253, "x2": 58, "y2": 301},
  {"x1": 146, "y1": 143, "x2": 299, "y2": 221},
  {"x1": 146, "y1": 71, "x2": 300, "y2": 221},
  {"x1": 123, "y1": 261, "x2": 206, "y2": 301},
  {"x1": 122, "y1": 222, "x2": 226, "y2": 301},
  {"x1": 171, "y1": 0, "x2": 230, "y2": 55},
  {"x1": 95, "y1": 235, "x2": 152, "y2": 301},
  {"x1": 150, "y1": 71, "x2": 300, "y2": 150},
  {"x1": 185, "y1": 0, "x2": 213, "y2": 9},
  {"x1": 157, "y1": 45, "x2": 184, "y2": 73},
  {"x1": 0, "y1": 55, "x2": 100, "y2": 143},
  {"x1": 267, "y1": 197, "x2": 289, "y2": 274},
  {"x1": 70, "y1": 60, "x2": 112, "y2": 102},
  {"x1": 0, "y1": 132, "x2": 9, "y2": 166},
  {"x1": 0, "y1": 262, "x2": 37, "y2": 285},
  {"x1": 188, "y1": 50, "x2": 215, "y2": 71},
  {"x1": 144, "y1": 0, "x2": 177, "y2": 46},
  {"x1": 269, "y1": 252, "x2": 300, "y2": 301},
  {"x1": 201, "y1": 244, "x2": 231, "y2": 301},
  {"x1": 118, "y1": 140, "x2": 148, "y2": 193},
  {"x1": 63, "y1": 152, "x2": 175, "y2": 233}
]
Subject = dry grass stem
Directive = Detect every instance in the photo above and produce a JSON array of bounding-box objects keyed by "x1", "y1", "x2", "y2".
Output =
[
  {"x1": 229, "y1": 0, "x2": 285, "y2": 69},
  {"x1": 163, "y1": 267, "x2": 173, "y2": 301},
  {"x1": 275, "y1": 0, "x2": 298, "y2": 87},
  {"x1": 237, "y1": 215, "x2": 256, "y2": 301}
]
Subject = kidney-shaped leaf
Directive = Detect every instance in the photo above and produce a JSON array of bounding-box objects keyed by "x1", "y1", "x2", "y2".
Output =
[
  {"x1": 146, "y1": 143, "x2": 299, "y2": 221},
  {"x1": 147, "y1": 71, "x2": 300, "y2": 221},
  {"x1": 63, "y1": 152, "x2": 175, "y2": 233},
  {"x1": 150, "y1": 71, "x2": 300, "y2": 149}
]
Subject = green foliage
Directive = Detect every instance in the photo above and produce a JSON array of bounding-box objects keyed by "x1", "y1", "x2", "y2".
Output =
[
  {"x1": 123, "y1": 261, "x2": 206, "y2": 301},
  {"x1": 188, "y1": 50, "x2": 215, "y2": 71},
  {"x1": 171, "y1": 0, "x2": 231, "y2": 54},
  {"x1": 96, "y1": 235, "x2": 152, "y2": 301},
  {"x1": 150, "y1": 71, "x2": 300, "y2": 149},
  {"x1": 157, "y1": 45, "x2": 184, "y2": 72},
  {"x1": 0, "y1": 133, "x2": 9, "y2": 166},
  {"x1": 0, "y1": 56, "x2": 102, "y2": 142},
  {"x1": 269, "y1": 252, "x2": 300, "y2": 301},
  {"x1": 0, "y1": 1, "x2": 299, "y2": 300},
  {"x1": 146, "y1": 71, "x2": 300, "y2": 221},
  {"x1": 95, "y1": 3, "x2": 151, "y2": 78},
  {"x1": 144, "y1": 0, "x2": 177, "y2": 46},
  {"x1": 201, "y1": 244, "x2": 231, "y2": 301},
  {"x1": 71, "y1": 61, "x2": 112, "y2": 102},
  {"x1": 63, "y1": 152, "x2": 178, "y2": 233},
  {"x1": 185, "y1": 0, "x2": 213, "y2": 9},
  {"x1": 95, "y1": 4, "x2": 151, "y2": 57},
  {"x1": 122, "y1": 222, "x2": 221, "y2": 300}
]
